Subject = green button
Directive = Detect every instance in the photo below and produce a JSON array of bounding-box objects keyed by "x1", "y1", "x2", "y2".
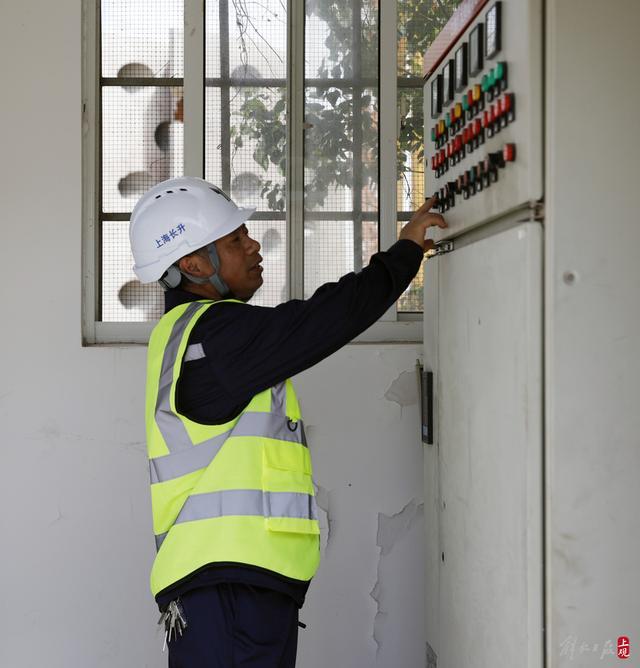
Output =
[
  {"x1": 445, "y1": 112, "x2": 451, "y2": 127},
  {"x1": 494, "y1": 62, "x2": 505, "y2": 80},
  {"x1": 488, "y1": 70, "x2": 496, "y2": 87},
  {"x1": 462, "y1": 96, "x2": 469, "y2": 111},
  {"x1": 481, "y1": 74, "x2": 490, "y2": 92},
  {"x1": 431, "y1": 127, "x2": 437, "y2": 141}
]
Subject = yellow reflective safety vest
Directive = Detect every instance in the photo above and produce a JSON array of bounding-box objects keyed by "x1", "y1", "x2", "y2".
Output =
[{"x1": 145, "y1": 299, "x2": 320, "y2": 597}]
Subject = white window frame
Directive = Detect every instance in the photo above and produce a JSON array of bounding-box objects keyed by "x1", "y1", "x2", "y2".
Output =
[{"x1": 81, "y1": 0, "x2": 423, "y2": 345}]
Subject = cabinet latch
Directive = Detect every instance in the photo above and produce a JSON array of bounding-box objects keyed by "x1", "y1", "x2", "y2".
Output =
[{"x1": 426, "y1": 240, "x2": 454, "y2": 258}]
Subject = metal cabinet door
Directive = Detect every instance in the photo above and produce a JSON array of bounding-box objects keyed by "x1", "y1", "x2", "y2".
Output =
[{"x1": 423, "y1": 220, "x2": 543, "y2": 668}]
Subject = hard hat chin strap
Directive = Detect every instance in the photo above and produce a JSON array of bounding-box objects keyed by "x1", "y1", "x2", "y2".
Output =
[
  {"x1": 205, "y1": 242, "x2": 230, "y2": 297},
  {"x1": 177, "y1": 242, "x2": 230, "y2": 297}
]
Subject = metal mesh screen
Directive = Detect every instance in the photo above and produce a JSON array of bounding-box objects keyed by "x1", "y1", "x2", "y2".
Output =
[
  {"x1": 100, "y1": 1, "x2": 184, "y2": 322},
  {"x1": 397, "y1": 0, "x2": 463, "y2": 78},
  {"x1": 304, "y1": 221, "x2": 354, "y2": 297},
  {"x1": 303, "y1": 0, "x2": 379, "y2": 299},
  {"x1": 102, "y1": 86, "x2": 184, "y2": 214},
  {"x1": 205, "y1": 0, "x2": 288, "y2": 307},
  {"x1": 101, "y1": 0, "x2": 184, "y2": 78},
  {"x1": 102, "y1": 221, "x2": 164, "y2": 321}
]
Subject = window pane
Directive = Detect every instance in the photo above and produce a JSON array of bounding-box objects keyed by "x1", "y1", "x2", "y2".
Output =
[
  {"x1": 204, "y1": 87, "x2": 223, "y2": 187},
  {"x1": 230, "y1": 87, "x2": 287, "y2": 210},
  {"x1": 206, "y1": 85, "x2": 287, "y2": 209},
  {"x1": 304, "y1": 87, "x2": 353, "y2": 213},
  {"x1": 304, "y1": 0, "x2": 379, "y2": 297},
  {"x1": 102, "y1": 86, "x2": 184, "y2": 213},
  {"x1": 206, "y1": 0, "x2": 287, "y2": 80},
  {"x1": 397, "y1": 0, "x2": 464, "y2": 78},
  {"x1": 101, "y1": 0, "x2": 183, "y2": 79},
  {"x1": 304, "y1": 221, "x2": 355, "y2": 297},
  {"x1": 101, "y1": 221, "x2": 164, "y2": 322},
  {"x1": 397, "y1": 86, "x2": 424, "y2": 211},
  {"x1": 205, "y1": 2, "x2": 288, "y2": 214}
]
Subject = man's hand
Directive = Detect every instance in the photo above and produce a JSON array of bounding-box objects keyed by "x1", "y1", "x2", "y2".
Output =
[{"x1": 399, "y1": 197, "x2": 448, "y2": 253}]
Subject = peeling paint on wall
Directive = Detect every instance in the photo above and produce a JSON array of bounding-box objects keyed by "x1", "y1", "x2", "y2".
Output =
[
  {"x1": 384, "y1": 370, "x2": 419, "y2": 411},
  {"x1": 370, "y1": 499, "x2": 425, "y2": 656},
  {"x1": 426, "y1": 641, "x2": 437, "y2": 667},
  {"x1": 314, "y1": 483, "x2": 333, "y2": 554}
]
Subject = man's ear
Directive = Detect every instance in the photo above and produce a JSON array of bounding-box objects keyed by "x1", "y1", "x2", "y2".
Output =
[{"x1": 178, "y1": 251, "x2": 215, "y2": 278}]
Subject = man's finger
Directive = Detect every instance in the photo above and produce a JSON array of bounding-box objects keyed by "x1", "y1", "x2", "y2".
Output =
[
  {"x1": 423, "y1": 196, "x2": 437, "y2": 211},
  {"x1": 424, "y1": 213, "x2": 448, "y2": 229}
]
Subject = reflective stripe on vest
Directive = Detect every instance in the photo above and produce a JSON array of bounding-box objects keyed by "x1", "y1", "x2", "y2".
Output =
[
  {"x1": 154, "y1": 302, "x2": 208, "y2": 453},
  {"x1": 145, "y1": 299, "x2": 320, "y2": 595},
  {"x1": 149, "y1": 401, "x2": 308, "y2": 484},
  {"x1": 155, "y1": 489, "x2": 318, "y2": 549}
]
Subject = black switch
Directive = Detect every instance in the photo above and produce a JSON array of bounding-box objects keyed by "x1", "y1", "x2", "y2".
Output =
[
  {"x1": 490, "y1": 150, "x2": 506, "y2": 169},
  {"x1": 475, "y1": 164, "x2": 483, "y2": 192}
]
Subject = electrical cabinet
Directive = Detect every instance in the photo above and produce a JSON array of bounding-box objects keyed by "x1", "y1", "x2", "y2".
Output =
[{"x1": 422, "y1": 1, "x2": 640, "y2": 667}]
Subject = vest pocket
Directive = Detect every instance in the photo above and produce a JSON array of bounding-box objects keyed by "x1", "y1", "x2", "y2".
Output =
[
  {"x1": 262, "y1": 438, "x2": 318, "y2": 535},
  {"x1": 266, "y1": 516, "x2": 320, "y2": 535}
]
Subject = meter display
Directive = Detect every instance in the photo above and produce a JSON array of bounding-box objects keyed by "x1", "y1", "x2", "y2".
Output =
[
  {"x1": 442, "y1": 59, "x2": 455, "y2": 106},
  {"x1": 455, "y1": 43, "x2": 468, "y2": 91},
  {"x1": 431, "y1": 74, "x2": 442, "y2": 118},
  {"x1": 485, "y1": 2, "x2": 502, "y2": 59},
  {"x1": 469, "y1": 23, "x2": 484, "y2": 76}
]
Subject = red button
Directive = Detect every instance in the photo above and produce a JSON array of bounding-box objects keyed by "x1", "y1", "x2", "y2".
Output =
[
  {"x1": 503, "y1": 93, "x2": 512, "y2": 113},
  {"x1": 491, "y1": 104, "x2": 498, "y2": 121},
  {"x1": 467, "y1": 90, "x2": 474, "y2": 107},
  {"x1": 482, "y1": 111, "x2": 490, "y2": 128},
  {"x1": 439, "y1": 149, "x2": 446, "y2": 164},
  {"x1": 447, "y1": 142, "x2": 453, "y2": 158},
  {"x1": 431, "y1": 156, "x2": 437, "y2": 170},
  {"x1": 474, "y1": 119, "x2": 482, "y2": 135},
  {"x1": 503, "y1": 143, "x2": 516, "y2": 162}
]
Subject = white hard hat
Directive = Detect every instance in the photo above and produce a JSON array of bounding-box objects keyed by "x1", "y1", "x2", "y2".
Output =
[{"x1": 129, "y1": 176, "x2": 255, "y2": 284}]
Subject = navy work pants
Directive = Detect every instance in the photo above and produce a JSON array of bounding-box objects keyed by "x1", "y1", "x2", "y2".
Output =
[{"x1": 167, "y1": 584, "x2": 299, "y2": 667}]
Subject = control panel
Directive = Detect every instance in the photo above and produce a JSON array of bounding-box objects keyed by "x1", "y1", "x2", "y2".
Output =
[{"x1": 424, "y1": 0, "x2": 542, "y2": 239}]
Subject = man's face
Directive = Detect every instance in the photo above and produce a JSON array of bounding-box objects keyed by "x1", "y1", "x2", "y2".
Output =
[{"x1": 215, "y1": 224, "x2": 263, "y2": 300}]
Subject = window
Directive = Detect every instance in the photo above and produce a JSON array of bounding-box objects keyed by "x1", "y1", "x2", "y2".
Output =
[{"x1": 83, "y1": 0, "x2": 455, "y2": 343}]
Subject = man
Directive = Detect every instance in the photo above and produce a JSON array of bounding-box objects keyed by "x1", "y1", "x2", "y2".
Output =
[{"x1": 130, "y1": 176, "x2": 447, "y2": 667}]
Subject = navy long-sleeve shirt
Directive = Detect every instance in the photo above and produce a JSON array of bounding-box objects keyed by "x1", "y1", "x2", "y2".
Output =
[{"x1": 155, "y1": 239, "x2": 424, "y2": 610}]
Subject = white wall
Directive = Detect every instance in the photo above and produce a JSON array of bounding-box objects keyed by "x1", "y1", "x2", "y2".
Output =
[{"x1": 0, "y1": 2, "x2": 425, "y2": 666}]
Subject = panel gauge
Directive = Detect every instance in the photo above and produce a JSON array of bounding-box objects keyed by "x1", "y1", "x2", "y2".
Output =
[
  {"x1": 469, "y1": 23, "x2": 484, "y2": 77},
  {"x1": 485, "y1": 2, "x2": 502, "y2": 59},
  {"x1": 431, "y1": 74, "x2": 442, "y2": 119},
  {"x1": 455, "y1": 43, "x2": 468, "y2": 92},
  {"x1": 442, "y1": 59, "x2": 455, "y2": 107}
]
